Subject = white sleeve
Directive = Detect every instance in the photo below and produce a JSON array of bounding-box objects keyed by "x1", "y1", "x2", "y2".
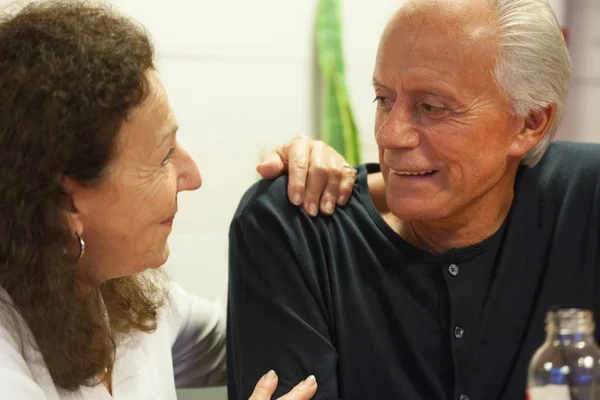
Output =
[
  {"x1": 166, "y1": 282, "x2": 227, "y2": 388},
  {"x1": 0, "y1": 314, "x2": 48, "y2": 399}
]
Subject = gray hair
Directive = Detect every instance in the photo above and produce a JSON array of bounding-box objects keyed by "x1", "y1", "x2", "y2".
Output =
[{"x1": 486, "y1": 0, "x2": 571, "y2": 167}]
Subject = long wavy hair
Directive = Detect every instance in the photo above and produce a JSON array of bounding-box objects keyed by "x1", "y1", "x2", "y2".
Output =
[{"x1": 0, "y1": 0, "x2": 168, "y2": 390}]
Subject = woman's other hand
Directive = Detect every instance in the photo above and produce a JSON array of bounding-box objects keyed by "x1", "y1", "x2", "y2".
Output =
[{"x1": 249, "y1": 370, "x2": 317, "y2": 400}]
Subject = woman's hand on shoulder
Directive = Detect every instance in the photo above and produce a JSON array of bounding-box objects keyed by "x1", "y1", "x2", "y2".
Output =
[
  {"x1": 249, "y1": 370, "x2": 317, "y2": 400},
  {"x1": 257, "y1": 136, "x2": 356, "y2": 217}
]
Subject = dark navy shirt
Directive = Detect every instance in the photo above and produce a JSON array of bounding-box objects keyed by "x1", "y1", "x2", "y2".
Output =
[{"x1": 227, "y1": 141, "x2": 600, "y2": 400}]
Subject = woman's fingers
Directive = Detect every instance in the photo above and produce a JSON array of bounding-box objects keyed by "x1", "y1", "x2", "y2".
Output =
[
  {"x1": 277, "y1": 375, "x2": 318, "y2": 400},
  {"x1": 248, "y1": 371, "x2": 318, "y2": 400},
  {"x1": 256, "y1": 136, "x2": 356, "y2": 214},
  {"x1": 249, "y1": 370, "x2": 279, "y2": 400}
]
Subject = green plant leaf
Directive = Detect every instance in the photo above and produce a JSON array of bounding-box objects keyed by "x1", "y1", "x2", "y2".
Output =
[{"x1": 316, "y1": 0, "x2": 361, "y2": 165}]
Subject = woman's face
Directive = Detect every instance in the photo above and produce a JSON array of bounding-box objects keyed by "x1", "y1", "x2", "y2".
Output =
[{"x1": 68, "y1": 71, "x2": 202, "y2": 281}]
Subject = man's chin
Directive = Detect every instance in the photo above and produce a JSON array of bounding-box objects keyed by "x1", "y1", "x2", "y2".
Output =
[{"x1": 387, "y1": 199, "x2": 449, "y2": 222}]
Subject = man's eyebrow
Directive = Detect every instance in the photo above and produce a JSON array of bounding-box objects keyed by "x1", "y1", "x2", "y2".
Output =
[
  {"x1": 372, "y1": 78, "x2": 388, "y2": 87},
  {"x1": 372, "y1": 77, "x2": 463, "y2": 104},
  {"x1": 419, "y1": 88, "x2": 460, "y2": 101}
]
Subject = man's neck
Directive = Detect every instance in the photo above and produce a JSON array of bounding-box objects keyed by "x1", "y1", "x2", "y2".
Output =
[{"x1": 368, "y1": 169, "x2": 517, "y2": 254}]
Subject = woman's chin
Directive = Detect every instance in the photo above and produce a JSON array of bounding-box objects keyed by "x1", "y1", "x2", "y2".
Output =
[
  {"x1": 137, "y1": 245, "x2": 171, "y2": 274},
  {"x1": 153, "y1": 246, "x2": 171, "y2": 269}
]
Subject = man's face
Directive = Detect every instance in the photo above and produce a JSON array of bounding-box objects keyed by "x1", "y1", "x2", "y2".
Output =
[{"x1": 373, "y1": 4, "x2": 528, "y2": 222}]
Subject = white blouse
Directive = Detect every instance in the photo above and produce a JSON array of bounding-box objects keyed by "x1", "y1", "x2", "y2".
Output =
[{"x1": 0, "y1": 283, "x2": 227, "y2": 399}]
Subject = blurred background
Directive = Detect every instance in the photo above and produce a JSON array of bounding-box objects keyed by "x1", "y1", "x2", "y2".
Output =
[{"x1": 1, "y1": 0, "x2": 598, "y2": 398}]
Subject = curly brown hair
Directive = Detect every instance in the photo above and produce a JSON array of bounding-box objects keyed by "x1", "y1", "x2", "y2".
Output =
[{"x1": 0, "y1": 0, "x2": 168, "y2": 391}]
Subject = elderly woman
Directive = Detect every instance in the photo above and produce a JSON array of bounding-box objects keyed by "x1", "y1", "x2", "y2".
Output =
[{"x1": 0, "y1": 1, "x2": 356, "y2": 399}]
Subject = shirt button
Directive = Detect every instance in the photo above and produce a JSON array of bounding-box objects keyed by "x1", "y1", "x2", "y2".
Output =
[
  {"x1": 454, "y1": 326, "x2": 465, "y2": 339},
  {"x1": 459, "y1": 395, "x2": 470, "y2": 400},
  {"x1": 448, "y1": 264, "x2": 460, "y2": 276}
]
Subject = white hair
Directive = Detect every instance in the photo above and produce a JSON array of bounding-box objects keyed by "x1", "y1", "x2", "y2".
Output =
[{"x1": 486, "y1": 0, "x2": 571, "y2": 167}]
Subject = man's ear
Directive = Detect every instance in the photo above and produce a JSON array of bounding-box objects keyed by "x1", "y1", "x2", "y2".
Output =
[
  {"x1": 58, "y1": 173, "x2": 84, "y2": 236},
  {"x1": 508, "y1": 103, "x2": 557, "y2": 158}
]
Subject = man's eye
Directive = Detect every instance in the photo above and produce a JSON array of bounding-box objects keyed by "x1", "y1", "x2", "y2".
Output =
[
  {"x1": 373, "y1": 96, "x2": 385, "y2": 104},
  {"x1": 162, "y1": 148, "x2": 175, "y2": 166},
  {"x1": 421, "y1": 103, "x2": 445, "y2": 113}
]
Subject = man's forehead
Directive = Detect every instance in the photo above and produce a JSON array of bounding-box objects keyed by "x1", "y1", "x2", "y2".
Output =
[
  {"x1": 375, "y1": 2, "x2": 500, "y2": 97},
  {"x1": 378, "y1": 1, "x2": 498, "y2": 67},
  {"x1": 403, "y1": 0, "x2": 489, "y2": 17},
  {"x1": 384, "y1": 0, "x2": 496, "y2": 41}
]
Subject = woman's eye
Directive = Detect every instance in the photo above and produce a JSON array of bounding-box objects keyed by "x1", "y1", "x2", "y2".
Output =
[
  {"x1": 162, "y1": 148, "x2": 175, "y2": 166},
  {"x1": 373, "y1": 96, "x2": 385, "y2": 104}
]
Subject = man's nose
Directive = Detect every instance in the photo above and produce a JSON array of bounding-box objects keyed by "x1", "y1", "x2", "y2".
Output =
[{"x1": 376, "y1": 106, "x2": 420, "y2": 149}]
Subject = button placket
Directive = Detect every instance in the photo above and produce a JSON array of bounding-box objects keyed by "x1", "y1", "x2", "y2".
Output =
[
  {"x1": 448, "y1": 263, "x2": 460, "y2": 276},
  {"x1": 454, "y1": 326, "x2": 465, "y2": 339}
]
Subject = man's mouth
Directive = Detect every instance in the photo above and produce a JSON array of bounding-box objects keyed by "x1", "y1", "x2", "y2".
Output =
[{"x1": 390, "y1": 168, "x2": 438, "y2": 177}]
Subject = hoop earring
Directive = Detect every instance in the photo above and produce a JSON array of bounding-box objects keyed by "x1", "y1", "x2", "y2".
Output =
[{"x1": 76, "y1": 233, "x2": 85, "y2": 261}]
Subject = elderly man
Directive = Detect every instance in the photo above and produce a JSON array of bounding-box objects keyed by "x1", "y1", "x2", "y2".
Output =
[{"x1": 227, "y1": 0, "x2": 596, "y2": 399}]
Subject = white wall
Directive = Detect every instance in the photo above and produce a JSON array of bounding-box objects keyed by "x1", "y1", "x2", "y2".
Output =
[
  {"x1": 557, "y1": 0, "x2": 600, "y2": 143},
  {"x1": 0, "y1": 0, "x2": 596, "y2": 301}
]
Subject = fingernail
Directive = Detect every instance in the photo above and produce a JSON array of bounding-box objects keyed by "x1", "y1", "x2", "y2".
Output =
[
  {"x1": 264, "y1": 370, "x2": 277, "y2": 381},
  {"x1": 308, "y1": 203, "x2": 318, "y2": 217},
  {"x1": 323, "y1": 201, "x2": 334, "y2": 214},
  {"x1": 302, "y1": 375, "x2": 317, "y2": 388},
  {"x1": 337, "y1": 195, "x2": 346, "y2": 206},
  {"x1": 292, "y1": 193, "x2": 302, "y2": 206}
]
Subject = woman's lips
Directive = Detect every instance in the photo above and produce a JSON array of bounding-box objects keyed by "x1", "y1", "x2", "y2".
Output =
[{"x1": 161, "y1": 217, "x2": 174, "y2": 227}]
